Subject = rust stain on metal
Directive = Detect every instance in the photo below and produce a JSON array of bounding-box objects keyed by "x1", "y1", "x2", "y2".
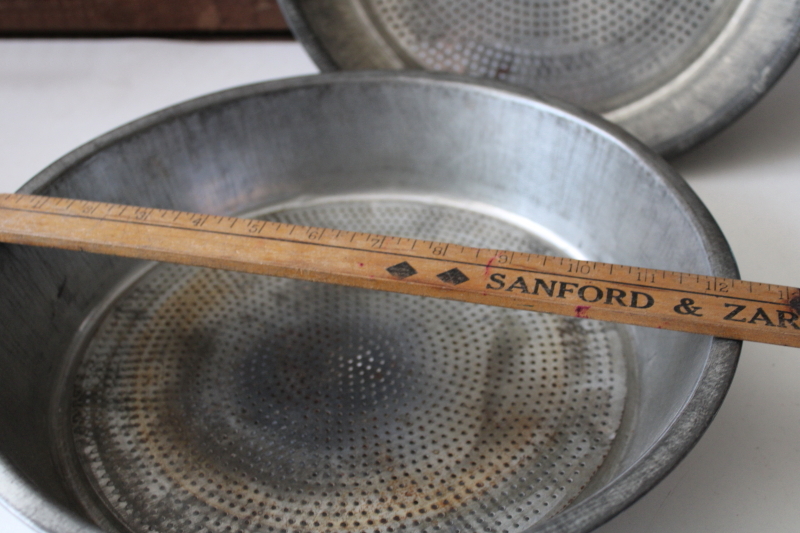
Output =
[{"x1": 71, "y1": 260, "x2": 627, "y2": 533}]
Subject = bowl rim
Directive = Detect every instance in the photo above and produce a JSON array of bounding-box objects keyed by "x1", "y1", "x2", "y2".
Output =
[{"x1": 0, "y1": 71, "x2": 741, "y2": 533}]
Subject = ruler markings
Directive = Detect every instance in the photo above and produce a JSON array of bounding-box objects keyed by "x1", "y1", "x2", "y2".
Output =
[
  {"x1": 0, "y1": 193, "x2": 797, "y2": 347},
  {"x1": 0, "y1": 201, "x2": 787, "y2": 306}
]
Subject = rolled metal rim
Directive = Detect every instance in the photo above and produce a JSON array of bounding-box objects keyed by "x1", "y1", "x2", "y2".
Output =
[
  {"x1": 0, "y1": 71, "x2": 741, "y2": 533},
  {"x1": 278, "y1": 0, "x2": 800, "y2": 156}
]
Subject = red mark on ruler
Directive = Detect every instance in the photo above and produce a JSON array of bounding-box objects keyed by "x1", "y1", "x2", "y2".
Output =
[{"x1": 485, "y1": 256, "x2": 496, "y2": 276}]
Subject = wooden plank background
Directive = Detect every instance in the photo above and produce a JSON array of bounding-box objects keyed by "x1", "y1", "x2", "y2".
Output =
[{"x1": 0, "y1": 0, "x2": 289, "y2": 34}]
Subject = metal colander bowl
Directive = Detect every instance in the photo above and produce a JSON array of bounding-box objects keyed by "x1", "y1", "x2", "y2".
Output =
[
  {"x1": 278, "y1": 0, "x2": 800, "y2": 155},
  {"x1": 0, "y1": 72, "x2": 740, "y2": 533}
]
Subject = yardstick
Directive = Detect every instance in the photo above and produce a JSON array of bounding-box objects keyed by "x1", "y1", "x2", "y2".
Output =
[{"x1": 0, "y1": 193, "x2": 798, "y2": 347}]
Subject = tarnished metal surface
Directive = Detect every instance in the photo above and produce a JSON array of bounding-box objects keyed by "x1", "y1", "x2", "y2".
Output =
[
  {"x1": 279, "y1": 0, "x2": 800, "y2": 155},
  {"x1": 0, "y1": 73, "x2": 740, "y2": 533},
  {"x1": 327, "y1": 0, "x2": 735, "y2": 112},
  {"x1": 65, "y1": 200, "x2": 627, "y2": 533}
]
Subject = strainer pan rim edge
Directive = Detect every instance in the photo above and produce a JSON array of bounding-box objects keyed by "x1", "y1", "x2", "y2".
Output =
[
  {"x1": 277, "y1": 0, "x2": 800, "y2": 156},
  {"x1": 0, "y1": 71, "x2": 741, "y2": 533}
]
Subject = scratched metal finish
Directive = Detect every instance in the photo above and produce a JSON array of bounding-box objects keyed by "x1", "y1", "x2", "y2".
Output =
[
  {"x1": 279, "y1": 0, "x2": 800, "y2": 154},
  {"x1": 340, "y1": 0, "x2": 734, "y2": 112},
  {"x1": 66, "y1": 200, "x2": 627, "y2": 533},
  {"x1": 0, "y1": 73, "x2": 740, "y2": 533}
]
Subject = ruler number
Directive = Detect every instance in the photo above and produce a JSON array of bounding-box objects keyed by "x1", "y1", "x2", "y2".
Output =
[
  {"x1": 705, "y1": 280, "x2": 729, "y2": 293},
  {"x1": 567, "y1": 262, "x2": 591, "y2": 275},
  {"x1": 247, "y1": 220, "x2": 266, "y2": 234}
]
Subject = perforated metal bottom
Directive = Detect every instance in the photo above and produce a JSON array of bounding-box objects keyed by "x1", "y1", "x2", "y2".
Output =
[
  {"x1": 64, "y1": 198, "x2": 627, "y2": 533},
  {"x1": 360, "y1": 0, "x2": 736, "y2": 110}
]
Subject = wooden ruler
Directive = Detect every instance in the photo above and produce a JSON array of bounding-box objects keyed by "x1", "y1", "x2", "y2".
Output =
[{"x1": 0, "y1": 193, "x2": 798, "y2": 347}]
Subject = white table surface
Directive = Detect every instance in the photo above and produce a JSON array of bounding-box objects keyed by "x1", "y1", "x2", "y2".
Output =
[{"x1": 1, "y1": 38, "x2": 800, "y2": 533}]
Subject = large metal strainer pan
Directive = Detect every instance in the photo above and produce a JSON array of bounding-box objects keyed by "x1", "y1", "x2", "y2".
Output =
[
  {"x1": 278, "y1": 0, "x2": 800, "y2": 155},
  {"x1": 0, "y1": 72, "x2": 739, "y2": 533}
]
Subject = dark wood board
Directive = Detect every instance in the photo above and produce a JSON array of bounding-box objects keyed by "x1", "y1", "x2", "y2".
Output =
[{"x1": 0, "y1": 0, "x2": 289, "y2": 35}]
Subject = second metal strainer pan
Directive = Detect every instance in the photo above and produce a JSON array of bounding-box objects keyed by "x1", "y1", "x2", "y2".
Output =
[
  {"x1": 0, "y1": 72, "x2": 740, "y2": 533},
  {"x1": 279, "y1": 0, "x2": 800, "y2": 155}
]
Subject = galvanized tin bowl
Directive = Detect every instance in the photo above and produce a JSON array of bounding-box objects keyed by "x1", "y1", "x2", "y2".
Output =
[{"x1": 0, "y1": 72, "x2": 739, "y2": 533}]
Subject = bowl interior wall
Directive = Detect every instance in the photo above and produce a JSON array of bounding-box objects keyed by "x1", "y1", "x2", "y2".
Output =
[{"x1": 0, "y1": 74, "x2": 730, "y2": 531}]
